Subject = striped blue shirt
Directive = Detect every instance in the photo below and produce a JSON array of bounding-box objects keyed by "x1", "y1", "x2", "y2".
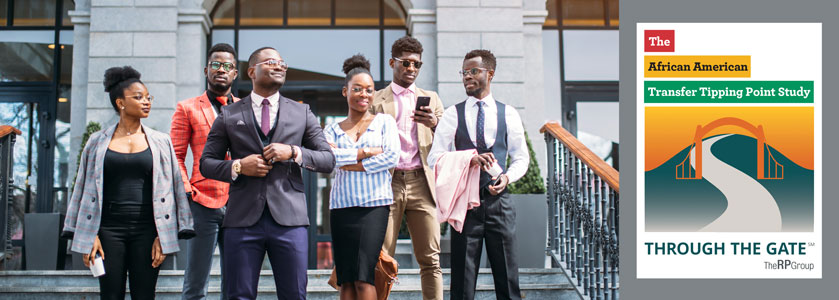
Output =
[{"x1": 324, "y1": 113, "x2": 400, "y2": 209}]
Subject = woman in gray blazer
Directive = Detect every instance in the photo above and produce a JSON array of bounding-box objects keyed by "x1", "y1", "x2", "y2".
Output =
[{"x1": 62, "y1": 66, "x2": 194, "y2": 299}]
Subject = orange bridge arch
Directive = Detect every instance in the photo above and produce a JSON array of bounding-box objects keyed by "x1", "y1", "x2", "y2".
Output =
[{"x1": 677, "y1": 117, "x2": 781, "y2": 180}]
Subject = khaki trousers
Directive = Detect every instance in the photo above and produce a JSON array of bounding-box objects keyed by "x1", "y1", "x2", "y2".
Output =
[{"x1": 383, "y1": 169, "x2": 443, "y2": 300}]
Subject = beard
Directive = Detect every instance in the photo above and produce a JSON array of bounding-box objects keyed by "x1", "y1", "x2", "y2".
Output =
[
  {"x1": 209, "y1": 81, "x2": 232, "y2": 93},
  {"x1": 465, "y1": 86, "x2": 484, "y2": 98}
]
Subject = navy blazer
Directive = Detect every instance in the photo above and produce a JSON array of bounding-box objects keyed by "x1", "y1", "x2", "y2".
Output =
[{"x1": 200, "y1": 94, "x2": 335, "y2": 227}]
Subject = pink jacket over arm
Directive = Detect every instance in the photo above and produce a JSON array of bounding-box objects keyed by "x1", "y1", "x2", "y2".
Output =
[{"x1": 434, "y1": 149, "x2": 482, "y2": 232}]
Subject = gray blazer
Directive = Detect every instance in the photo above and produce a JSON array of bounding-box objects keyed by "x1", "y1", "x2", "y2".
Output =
[
  {"x1": 200, "y1": 95, "x2": 335, "y2": 228},
  {"x1": 62, "y1": 124, "x2": 194, "y2": 255}
]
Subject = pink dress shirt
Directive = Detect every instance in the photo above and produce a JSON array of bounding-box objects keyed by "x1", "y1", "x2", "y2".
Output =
[{"x1": 391, "y1": 82, "x2": 423, "y2": 170}]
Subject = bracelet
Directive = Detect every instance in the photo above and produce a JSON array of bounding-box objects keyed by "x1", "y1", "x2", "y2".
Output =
[{"x1": 289, "y1": 145, "x2": 297, "y2": 161}]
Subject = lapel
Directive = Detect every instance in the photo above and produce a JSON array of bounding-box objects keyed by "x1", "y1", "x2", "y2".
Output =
[
  {"x1": 380, "y1": 87, "x2": 396, "y2": 117},
  {"x1": 198, "y1": 92, "x2": 216, "y2": 128},
  {"x1": 141, "y1": 124, "x2": 160, "y2": 197},
  {"x1": 94, "y1": 124, "x2": 117, "y2": 207},
  {"x1": 270, "y1": 95, "x2": 290, "y2": 143},
  {"x1": 237, "y1": 96, "x2": 264, "y2": 149}
]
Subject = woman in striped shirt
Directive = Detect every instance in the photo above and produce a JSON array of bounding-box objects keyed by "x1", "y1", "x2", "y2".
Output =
[{"x1": 324, "y1": 54, "x2": 400, "y2": 300}]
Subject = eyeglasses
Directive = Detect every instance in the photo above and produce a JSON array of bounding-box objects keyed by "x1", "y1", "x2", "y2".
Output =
[
  {"x1": 128, "y1": 94, "x2": 154, "y2": 103},
  {"x1": 209, "y1": 61, "x2": 236, "y2": 72},
  {"x1": 458, "y1": 67, "x2": 488, "y2": 77},
  {"x1": 254, "y1": 59, "x2": 289, "y2": 69},
  {"x1": 351, "y1": 87, "x2": 375, "y2": 95},
  {"x1": 393, "y1": 57, "x2": 422, "y2": 69}
]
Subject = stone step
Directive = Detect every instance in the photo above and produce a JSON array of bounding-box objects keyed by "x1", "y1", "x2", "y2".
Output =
[
  {"x1": 0, "y1": 283, "x2": 577, "y2": 300},
  {"x1": 0, "y1": 268, "x2": 579, "y2": 299},
  {"x1": 0, "y1": 268, "x2": 568, "y2": 288}
]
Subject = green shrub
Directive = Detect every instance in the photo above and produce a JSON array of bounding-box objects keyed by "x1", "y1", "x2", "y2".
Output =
[{"x1": 507, "y1": 130, "x2": 546, "y2": 194}]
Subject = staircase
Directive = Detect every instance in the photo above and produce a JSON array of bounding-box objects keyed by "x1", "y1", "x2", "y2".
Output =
[{"x1": 0, "y1": 268, "x2": 578, "y2": 299}]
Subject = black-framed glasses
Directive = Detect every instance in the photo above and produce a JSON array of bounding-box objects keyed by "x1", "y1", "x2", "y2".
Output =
[
  {"x1": 209, "y1": 61, "x2": 236, "y2": 72},
  {"x1": 393, "y1": 57, "x2": 422, "y2": 69},
  {"x1": 254, "y1": 59, "x2": 289, "y2": 69},
  {"x1": 458, "y1": 67, "x2": 488, "y2": 77},
  {"x1": 351, "y1": 87, "x2": 375, "y2": 95},
  {"x1": 128, "y1": 94, "x2": 154, "y2": 103}
]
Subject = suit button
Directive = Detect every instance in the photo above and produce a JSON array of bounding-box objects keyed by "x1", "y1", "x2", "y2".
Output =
[
  {"x1": 165, "y1": 214, "x2": 170, "y2": 219},
  {"x1": 161, "y1": 198, "x2": 165, "y2": 203},
  {"x1": 86, "y1": 215, "x2": 91, "y2": 220},
  {"x1": 91, "y1": 197, "x2": 96, "y2": 202}
]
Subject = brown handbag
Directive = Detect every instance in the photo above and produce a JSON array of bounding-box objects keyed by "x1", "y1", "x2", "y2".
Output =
[{"x1": 327, "y1": 250, "x2": 399, "y2": 300}]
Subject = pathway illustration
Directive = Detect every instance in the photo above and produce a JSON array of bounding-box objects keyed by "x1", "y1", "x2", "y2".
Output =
[{"x1": 690, "y1": 134, "x2": 782, "y2": 232}]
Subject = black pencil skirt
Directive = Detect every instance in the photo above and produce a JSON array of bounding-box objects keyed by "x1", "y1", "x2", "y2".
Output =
[{"x1": 330, "y1": 205, "x2": 390, "y2": 285}]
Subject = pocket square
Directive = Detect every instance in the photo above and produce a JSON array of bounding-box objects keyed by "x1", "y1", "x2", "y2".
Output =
[{"x1": 236, "y1": 120, "x2": 246, "y2": 126}]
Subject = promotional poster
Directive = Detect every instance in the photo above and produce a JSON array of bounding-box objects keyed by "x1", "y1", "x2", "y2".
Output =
[{"x1": 636, "y1": 23, "x2": 822, "y2": 278}]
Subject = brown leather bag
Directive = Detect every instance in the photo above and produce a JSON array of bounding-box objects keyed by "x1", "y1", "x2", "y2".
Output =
[{"x1": 327, "y1": 250, "x2": 399, "y2": 300}]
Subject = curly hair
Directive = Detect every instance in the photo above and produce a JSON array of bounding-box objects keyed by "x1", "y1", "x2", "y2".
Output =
[
  {"x1": 464, "y1": 49, "x2": 497, "y2": 70},
  {"x1": 103, "y1": 66, "x2": 143, "y2": 113},
  {"x1": 342, "y1": 54, "x2": 372, "y2": 86},
  {"x1": 390, "y1": 36, "x2": 423, "y2": 58},
  {"x1": 208, "y1": 43, "x2": 237, "y2": 61}
]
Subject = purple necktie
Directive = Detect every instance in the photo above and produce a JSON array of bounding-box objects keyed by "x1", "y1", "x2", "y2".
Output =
[{"x1": 261, "y1": 98, "x2": 271, "y2": 135}]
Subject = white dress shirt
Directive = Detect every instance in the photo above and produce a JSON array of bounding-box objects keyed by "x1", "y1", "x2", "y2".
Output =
[
  {"x1": 428, "y1": 94, "x2": 529, "y2": 183},
  {"x1": 250, "y1": 91, "x2": 280, "y2": 130}
]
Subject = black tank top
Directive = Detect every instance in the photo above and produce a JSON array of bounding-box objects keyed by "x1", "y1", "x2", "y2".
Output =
[{"x1": 102, "y1": 147, "x2": 154, "y2": 225}]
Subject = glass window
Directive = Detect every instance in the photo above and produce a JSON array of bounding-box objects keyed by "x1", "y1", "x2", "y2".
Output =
[
  {"x1": 563, "y1": 30, "x2": 618, "y2": 81},
  {"x1": 13, "y1": 0, "x2": 56, "y2": 26},
  {"x1": 288, "y1": 0, "x2": 330, "y2": 26},
  {"x1": 0, "y1": 31, "x2": 56, "y2": 82},
  {"x1": 562, "y1": 0, "x2": 604, "y2": 27},
  {"x1": 336, "y1": 0, "x2": 378, "y2": 26},
  {"x1": 62, "y1": 0, "x2": 74, "y2": 26},
  {"x1": 544, "y1": 0, "x2": 558, "y2": 27},
  {"x1": 609, "y1": 0, "x2": 619, "y2": 26},
  {"x1": 1, "y1": 0, "x2": 8, "y2": 26},
  {"x1": 240, "y1": 0, "x2": 284, "y2": 26},
  {"x1": 211, "y1": 29, "x2": 235, "y2": 48},
  {"x1": 382, "y1": 29, "x2": 407, "y2": 81},
  {"x1": 212, "y1": 0, "x2": 235, "y2": 26},
  {"x1": 383, "y1": 0, "x2": 405, "y2": 26},
  {"x1": 0, "y1": 101, "x2": 40, "y2": 239},
  {"x1": 238, "y1": 29, "x2": 381, "y2": 82}
]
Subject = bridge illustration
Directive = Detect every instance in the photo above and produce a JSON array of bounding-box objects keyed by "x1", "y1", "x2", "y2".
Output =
[{"x1": 676, "y1": 117, "x2": 783, "y2": 180}]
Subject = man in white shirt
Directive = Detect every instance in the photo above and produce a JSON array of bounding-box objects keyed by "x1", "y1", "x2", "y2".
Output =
[{"x1": 428, "y1": 49, "x2": 529, "y2": 300}]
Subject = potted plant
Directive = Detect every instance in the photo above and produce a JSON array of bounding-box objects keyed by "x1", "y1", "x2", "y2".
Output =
[{"x1": 507, "y1": 130, "x2": 548, "y2": 268}]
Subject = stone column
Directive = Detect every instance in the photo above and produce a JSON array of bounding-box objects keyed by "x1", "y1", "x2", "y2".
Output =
[{"x1": 432, "y1": 0, "x2": 548, "y2": 178}]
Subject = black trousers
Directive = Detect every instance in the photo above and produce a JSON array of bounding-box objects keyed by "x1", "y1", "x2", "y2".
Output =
[
  {"x1": 450, "y1": 192, "x2": 521, "y2": 300},
  {"x1": 98, "y1": 208, "x2": 160, "y2": 300}
]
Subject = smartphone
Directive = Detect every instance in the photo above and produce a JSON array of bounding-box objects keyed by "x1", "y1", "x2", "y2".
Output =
[{"x1": 414, "y1": 96, "x2": 431, "y2": 116}]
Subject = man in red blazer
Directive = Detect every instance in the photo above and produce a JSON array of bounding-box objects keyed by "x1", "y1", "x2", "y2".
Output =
[{"x1": 170, "y1": 43, "x2": 239, "y2": 300}]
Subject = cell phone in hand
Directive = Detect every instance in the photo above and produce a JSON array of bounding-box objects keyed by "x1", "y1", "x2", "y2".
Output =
[{"x1": 414, "y1": 96, "x2": 431, "y2": 116}]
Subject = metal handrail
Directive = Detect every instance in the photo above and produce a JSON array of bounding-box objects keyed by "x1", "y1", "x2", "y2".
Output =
[
  {"x1": 540, "y1": 122, "x2": 619, "y2": 300},
  {"x1": 1, "y1": 126, "x2": 21, "y2": 268}
]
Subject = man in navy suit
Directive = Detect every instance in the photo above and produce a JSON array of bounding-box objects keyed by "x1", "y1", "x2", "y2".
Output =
[{"x1": 200, "y1": 47, "x2": 335, "y2": 299}]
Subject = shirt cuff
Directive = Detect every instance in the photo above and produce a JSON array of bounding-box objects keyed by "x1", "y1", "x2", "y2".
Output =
[{"x1": 293, "y1": 145, "x2": 303, "y2": 165}]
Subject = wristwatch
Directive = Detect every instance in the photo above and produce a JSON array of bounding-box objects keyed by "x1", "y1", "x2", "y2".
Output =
[{"x1": 232, "y1": 159, "x2": 242, "y2": 174}]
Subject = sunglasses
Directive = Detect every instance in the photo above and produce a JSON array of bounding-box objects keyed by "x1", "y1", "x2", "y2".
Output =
[
  {"x1": 209, "y1": 61, "x2": 235, "y2": 72},
  {"x1": 255, "y1": 59, "x2": 289, "y2": 69},
  {"x1": 393, "y1": 57, "x2": 422, "y2": 69}
]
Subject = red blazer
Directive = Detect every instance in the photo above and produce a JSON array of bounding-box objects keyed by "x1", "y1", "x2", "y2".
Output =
[{"x1": 170, "y1": 92, "x2": 239, "y2": 209}]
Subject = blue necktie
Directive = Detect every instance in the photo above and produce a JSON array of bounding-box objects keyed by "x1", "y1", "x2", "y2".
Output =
[{"x1": 476, "y1": 102, "x2": 487, "y2": 149}]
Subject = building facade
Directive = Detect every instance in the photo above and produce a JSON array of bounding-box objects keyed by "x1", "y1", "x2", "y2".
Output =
[{"x1": 0, "y1": 0, "x2": 618, "y2": 269}]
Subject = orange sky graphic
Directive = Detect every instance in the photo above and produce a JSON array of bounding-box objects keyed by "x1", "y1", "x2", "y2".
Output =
[{"x1": 645, "y1": 107, "x2": 814, "y2": 171}]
